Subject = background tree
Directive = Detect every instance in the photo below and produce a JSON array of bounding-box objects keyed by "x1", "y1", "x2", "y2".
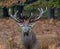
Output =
[
  {"x1": 24, "y1": 0, "x2": 60, "y2": 19},
  {"x1": 0, "y1": 0, "x2": 60, "y2": 18}
]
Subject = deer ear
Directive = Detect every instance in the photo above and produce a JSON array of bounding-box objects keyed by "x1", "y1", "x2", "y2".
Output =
[{"x1": 29, "y1": 23, "x2": 36, "y2": 28}]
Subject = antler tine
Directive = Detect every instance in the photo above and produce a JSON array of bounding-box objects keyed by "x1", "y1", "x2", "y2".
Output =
[
  {"x1": 39, "y1": 7, "x2": 47, "y2": 14},
  {"x1": 9, "y1": 8, "x2": 18, "y2": 21},
  {"x1": 9, "y1": 8, "x2": 24, "y2": 23},
  {"x1": 29, "y1": 8, "x2": 44, "y2": 21},
  {"x1": 43, "y1": 7, "x2": 47, "y2": 13},
  {"x1": 9, "y1": 8, "x2": 12, "y2": 17},
  {"x1": 29, "y1": 7, "x2": 47, "y2": 23},
  {"x1": 36, "y1": 7, "x2": 47, "y2": 20},
  {"x1": 14, "y1": 10, "x2": 18, "y2": 17},
  {"x1": 38, "y1": 8, "x2": 41, "y2": 12},
  {"x1": 31, "y1": 12, "x2": 33, "y2": 16},
  {"x1": 29, "y1": 12, "x2": 33, "y2": 20},
  {"x1": 29, "y1": 12, "x2": 35, "y2": 23},
  {"x1": 38, "y1": 8, "x2": 44, "y2": 13}
]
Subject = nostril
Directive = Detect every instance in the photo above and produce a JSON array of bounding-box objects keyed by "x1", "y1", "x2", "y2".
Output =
[{"x1": 24, "y1": 32, "x2": 29, "y2": 36}]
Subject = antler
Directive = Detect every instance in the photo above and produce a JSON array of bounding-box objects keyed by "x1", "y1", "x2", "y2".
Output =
[
  {"x1": 9, "y1": 8, "x2": 24, "y2": 23},
  {"x1": 29, "y1": 7, "x2": 47, "y2": 23}
]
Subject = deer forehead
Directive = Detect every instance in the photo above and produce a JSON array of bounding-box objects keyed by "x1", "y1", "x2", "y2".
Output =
[{"x1": 21, "y1": 24, "x2": 31, "y2": 31}]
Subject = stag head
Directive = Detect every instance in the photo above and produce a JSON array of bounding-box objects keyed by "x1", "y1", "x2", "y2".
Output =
[{"x1": 9, "y1": 7, "x2": 47, "y2": 33}]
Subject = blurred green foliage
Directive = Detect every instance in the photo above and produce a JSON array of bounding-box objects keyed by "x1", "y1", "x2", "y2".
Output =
[
  {"x1": 24, "y1": 0, "x2": 60, "y2": 11},
  {"x1": 0, "y1": 0, "x2": 60, "y2": 18}
]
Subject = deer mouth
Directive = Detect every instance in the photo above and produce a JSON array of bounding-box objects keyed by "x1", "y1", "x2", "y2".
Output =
[{"x1": 24, "y1": 32, "x2": 29, "y2": 36}]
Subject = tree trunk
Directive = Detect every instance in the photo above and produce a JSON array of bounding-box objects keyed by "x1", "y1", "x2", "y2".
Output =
[
  {"x1": 51, "y1": 7, "x2": 55, "y2": 19},
  {"x1": 57, "y1": 8, "x2": 60, "y2": 19},
  {"x1": 47, "y1": 7, "x2": 55, "y2": 19},
  {"x1": 3, "y1": 6, "x2": 9, "y2": 18},
  {"x1": 47, "y1": 8, "x2": 51, "y2": 19},
  {"x1": 47, "y1": 7, "x2": 55, "y2": 24}
]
